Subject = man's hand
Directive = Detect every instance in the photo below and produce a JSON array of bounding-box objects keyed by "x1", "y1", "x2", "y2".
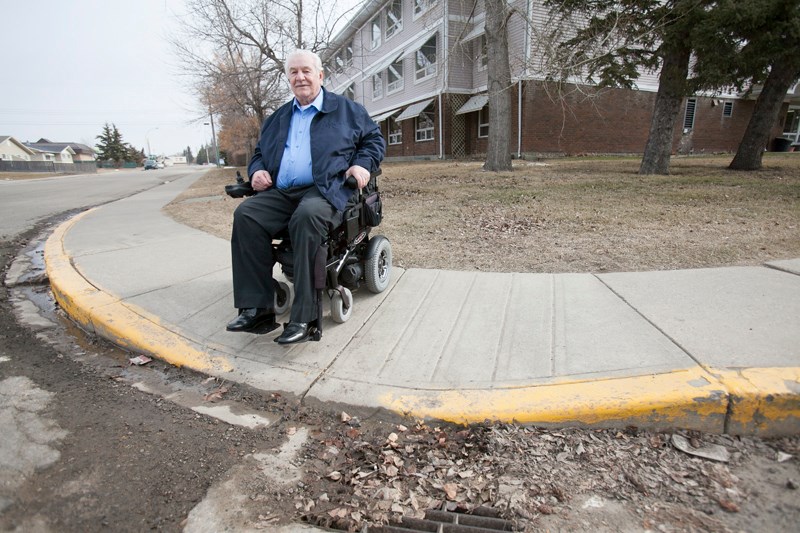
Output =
[
  {"x1": 345, "y1": 165, "x2": 370, "y2": 190},
  {"x1": 251, "y1": 170, "x2": 273, "y2": 191}
]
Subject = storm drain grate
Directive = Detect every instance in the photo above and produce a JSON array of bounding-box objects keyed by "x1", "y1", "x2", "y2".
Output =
[{"x1": 365, "y1": 508, "x2": 516, "y2": 532}]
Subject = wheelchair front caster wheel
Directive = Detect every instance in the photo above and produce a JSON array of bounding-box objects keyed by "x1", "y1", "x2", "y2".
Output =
[
  {"x1": 330, "y1": 287, "x2": 353, "y2": 323},
  {"x1": 274, "y1": 280, "x2": 292, "y2": 315}
]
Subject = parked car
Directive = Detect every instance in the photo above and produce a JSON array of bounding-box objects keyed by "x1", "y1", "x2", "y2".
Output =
[{"x1": 144, "y1": 159, "x2": 158, "y2": 170}]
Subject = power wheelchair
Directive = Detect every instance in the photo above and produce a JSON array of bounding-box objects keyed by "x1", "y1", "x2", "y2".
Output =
[{"x1": 224, "y1": 170, "x2": 392, "y2": 341}]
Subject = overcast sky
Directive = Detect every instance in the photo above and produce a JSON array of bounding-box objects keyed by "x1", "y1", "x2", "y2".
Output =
[
  {"x1": 2, "y1": 0, "x2": 359, "y2": 157},
  {"x1": 0, "y1": 0, "x2": 214, "y2": 156}
]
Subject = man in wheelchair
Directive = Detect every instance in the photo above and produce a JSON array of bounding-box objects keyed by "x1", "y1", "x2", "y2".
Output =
[{"x1": 226, "y1": 49, "x2": 385, "y2": 345}]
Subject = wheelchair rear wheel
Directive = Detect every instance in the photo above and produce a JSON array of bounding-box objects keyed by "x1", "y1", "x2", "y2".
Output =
[{"x1": 365, "y1": 236, "x2": 392, "y2": 293}]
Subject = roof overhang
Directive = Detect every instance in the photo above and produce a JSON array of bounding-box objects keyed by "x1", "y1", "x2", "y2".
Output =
[
  {"x1": 455, "y1": 94, "x2": 488, "y2": 115},
  {"x1": 372, "y1": 108, "x2": 401, "y2": 122},
  {"x1": 395, "y1": 98, "x2": 435, "y2": 122}
]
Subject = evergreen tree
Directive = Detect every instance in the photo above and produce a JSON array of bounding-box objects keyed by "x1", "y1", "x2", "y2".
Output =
[
  {"x1": 95, "y1": 123, "x2": 129, "y2": 166},
  {"x1": 196, "y1": 146, "x2": 208, "y2": 165},
  {"x1": 184, "y1": 146, "x2": 195, "y2": 164},
  {"x1": 691, "y1": 0, "x2": 800, "y2": 170},
  {"x1": 544, "y1": 0, "x2": 712, "y2": 175},
  {"x1": 126, "y1": 144, "x2": 145, "y2": 164}
]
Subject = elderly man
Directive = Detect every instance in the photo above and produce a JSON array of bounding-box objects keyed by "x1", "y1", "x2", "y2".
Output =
[{"x1": 227, "y1": 49, "x2": 385, "y2": 344}]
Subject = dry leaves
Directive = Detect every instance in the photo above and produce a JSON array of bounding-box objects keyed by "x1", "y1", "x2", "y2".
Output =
[{"x1": 285, "y1": 418, "x2": 799, "y2": 532}]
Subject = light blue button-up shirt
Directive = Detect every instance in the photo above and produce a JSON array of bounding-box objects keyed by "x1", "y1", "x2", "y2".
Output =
[{"x1": 276, "y1": 90, "x2": 323, "y2": 189}]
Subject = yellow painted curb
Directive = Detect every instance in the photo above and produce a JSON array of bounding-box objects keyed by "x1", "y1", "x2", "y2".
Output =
[
  {"x1": 45, "y1": 211, "x2": 233, "y2": 374},
  {"x1": 715, "y1": 367, "x2": 800, "y2": 436},
  {"x1": 383, "y1": 367, "x2": 729, "y2": 433}
]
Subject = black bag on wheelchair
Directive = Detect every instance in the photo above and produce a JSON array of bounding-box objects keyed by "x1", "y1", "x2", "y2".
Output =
[{"x1": 362, "y1": 190, "x2": 382, "y2": 227}]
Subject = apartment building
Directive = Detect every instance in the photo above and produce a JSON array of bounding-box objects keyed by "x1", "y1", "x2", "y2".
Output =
[{"x1": 322, "y1": 0, "x2": 797, "y2": 159}]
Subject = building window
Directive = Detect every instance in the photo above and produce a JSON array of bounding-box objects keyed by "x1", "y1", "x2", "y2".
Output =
[
  {"x1": 683, "y1": 98, "x2": 696, "y2": 130},
  {"x1": 477, "y1": 34, "x2": 487, "y2": 70},
  {"x1": 344, "y1": 84, "x2": 355, "y2": 101},
  {"x1": 372, "y1": 74, "x2": 383, "y2": 100},
  {"x1": 388, "y1": 117, "x2": 402, "y2": 145},
  {"x1": 414, "y1": 0, "x2": 437, "y2": 17},
  {"x1": 722, "y1": 101, "x2": 733, "y2": 118},
  {"x1": 785, "y1": 109, "x2": 800, "y2": 136},
  {"x1": 386, "y1": 0, "x2": 403, "y2": 39},
  {"x1": 335, "y1": 41, "x2": 353, "y2": 73},
  {"x1": 415, "y1": 34, "x2": 437, "y2": 80},
  {"x1": 416, "y1": 109, "x2": 434, "y2": 141},
  {"x1": 478, "y1": 107, "x2": 489, "y2": 138},
  {"x1": 371, "y1": 16, "x2": 381, "y2": 50},
  {"x1": 387, "y1": 59, "x2": 404, "y2": 93}
]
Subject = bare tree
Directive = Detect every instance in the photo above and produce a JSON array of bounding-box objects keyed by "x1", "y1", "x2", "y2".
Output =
[
  {"x1": 483, "y1": 0, "x2": 514, "y2": 171},
  {"x1": 170, "y1": 0, "x2": 355, "y2": 160}
]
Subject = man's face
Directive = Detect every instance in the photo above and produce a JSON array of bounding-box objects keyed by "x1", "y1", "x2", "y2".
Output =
[{"x1": 287, "y1": 55, "x2": 323, "y2": 106}]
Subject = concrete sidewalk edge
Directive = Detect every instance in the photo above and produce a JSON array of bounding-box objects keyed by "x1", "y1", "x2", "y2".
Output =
[
  {"x1": 44, "y1": 213, "x2": 800, "y2": 436},
  {"x1": 45, "y1": 211, "x2": 233, "y2": 374}
]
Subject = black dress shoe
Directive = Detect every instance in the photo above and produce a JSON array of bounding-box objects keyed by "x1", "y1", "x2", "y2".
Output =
[
  {"x1": 276, "y1": 322, "x2": 310, "y2": 344},
  {"x1": 226, "y1": 308, "x2": 278, "y2": 333}
]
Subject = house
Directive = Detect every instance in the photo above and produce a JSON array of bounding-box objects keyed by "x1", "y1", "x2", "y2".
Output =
[
  {"x1": 25, "y1": 139, "x2": 95, "y2": 162},
  {"x1": 24, "y1": 140, "x2": 76, "y2": 163},
  {"x1": 322, "y1": 0, "x2": 799, "y2": 159},
  {"x1": 0, "y1": 136, "x2": 37, "y2": 161}
]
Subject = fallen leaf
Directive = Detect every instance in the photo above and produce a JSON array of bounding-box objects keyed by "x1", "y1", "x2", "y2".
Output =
[
  {"x1": 203, "y1": 386, "x2": 229, "y2": 402},
  {"x1": 328, "y1": 507, "x2": 348, "y2": 518},
  {"x1": 671, "y1": 434, "x2": 730, "y2": 462},
  {"x1": 717, "y1": 498, "x2": 740, "y2": 513},
  {"x1": 327, "y1": 471, "x2": 343, "y2": 481},
  {"x1": 443, "y1": 482, "x2": 458, "y2": 500},
  {"x1": 777, "y1": 452, "x2": 793, "y2": 463}
]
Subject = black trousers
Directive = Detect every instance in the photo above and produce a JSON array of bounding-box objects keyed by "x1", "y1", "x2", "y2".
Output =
[{"x1": 231, "y1": 185, "x2": 342, "y2": 323}]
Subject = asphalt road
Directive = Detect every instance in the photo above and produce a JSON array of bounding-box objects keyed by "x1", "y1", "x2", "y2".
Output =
[{"x1": 0, "y1": 166, "x2": 205, "y2": 239}]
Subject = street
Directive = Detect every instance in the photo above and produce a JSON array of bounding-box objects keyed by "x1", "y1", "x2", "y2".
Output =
[{"x1": 0, "y1": 169, "x2": 798, "y2": 532}]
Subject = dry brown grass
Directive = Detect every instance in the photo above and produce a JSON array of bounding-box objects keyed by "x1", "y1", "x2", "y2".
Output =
[{"x1": 164, "y1": 153, "x2": 800, "y2": 273}]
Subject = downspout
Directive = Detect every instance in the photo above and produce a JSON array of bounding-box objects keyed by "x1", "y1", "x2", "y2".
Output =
[
  {"x1": 517, "y1": 81, "x2": 522, "y2": 158},
  {"x1": 519, "y1": 0, "x2": 534, "y2": 159},
  {"x1": 439, "y1": 3, "x2": 449, "y2": 159}
]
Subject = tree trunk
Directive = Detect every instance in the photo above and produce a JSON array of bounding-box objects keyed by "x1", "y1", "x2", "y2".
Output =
[
  {"x1": 483, "y1": 0, "x2": 513, "y2": 172},
  {"x1": 639, "y1": 40, "x2": 691, "y2": 175},
  {"x1": 730, "y1": 56, "x2": 800, "y2": 171}
]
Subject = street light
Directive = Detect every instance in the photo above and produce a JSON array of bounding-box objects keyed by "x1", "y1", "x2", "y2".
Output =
[{"x1": 145, "y1": 127, "x2": 159, "y2": 158}]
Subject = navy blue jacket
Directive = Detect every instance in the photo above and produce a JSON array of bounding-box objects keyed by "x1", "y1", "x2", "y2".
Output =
[{"x1": 248, "y1": 87, "x2": 385, "y2": 212}]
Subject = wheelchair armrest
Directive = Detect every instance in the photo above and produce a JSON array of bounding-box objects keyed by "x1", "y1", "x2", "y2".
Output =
[{"x1": 344, "y1": 168, "x2": 382, "y2": 191}]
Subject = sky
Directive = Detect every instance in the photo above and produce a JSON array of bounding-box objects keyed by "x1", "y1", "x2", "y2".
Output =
[
  {"x1": 0, "y1": 0, "x2": 215, "y2": 156},
  {"x1": 2, "y1": 0, "x2": 361, "y2": 157}
]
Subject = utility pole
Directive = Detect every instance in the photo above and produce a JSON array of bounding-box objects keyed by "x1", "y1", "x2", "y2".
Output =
[{"x1": 209, "y1": 111, "x2": 221, "y2": 167}]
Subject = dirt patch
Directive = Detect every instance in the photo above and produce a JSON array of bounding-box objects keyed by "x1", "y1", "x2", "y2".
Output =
[{"x1": 163, "y1": 154, "x2": 800, "y2": 273}]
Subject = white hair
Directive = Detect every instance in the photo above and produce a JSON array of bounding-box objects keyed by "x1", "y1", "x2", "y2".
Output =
[{"x1": 284, "y1": 49, "x2": 323, "y2": 76}]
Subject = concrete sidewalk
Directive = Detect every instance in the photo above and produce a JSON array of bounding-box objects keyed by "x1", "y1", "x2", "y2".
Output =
[{"x1": 43, "y1": 173, "x2": 800, "y2": 435}]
